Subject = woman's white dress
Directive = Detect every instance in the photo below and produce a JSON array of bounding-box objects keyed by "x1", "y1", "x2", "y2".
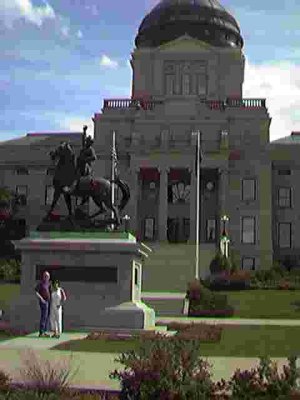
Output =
[{"x1": 50, "y1": 288, "x2": 63, "y2": 334}]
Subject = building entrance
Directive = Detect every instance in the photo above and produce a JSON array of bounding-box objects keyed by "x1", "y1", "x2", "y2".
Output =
[{"x1": 167, "y1": 218, "x2": 190, "y2": 243}]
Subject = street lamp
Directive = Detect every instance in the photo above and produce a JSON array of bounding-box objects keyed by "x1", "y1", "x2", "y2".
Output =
[
  {"x1": 220, "y1": 215, "x2": 230, "y2": 258},
  {"x1": 192, "y1": 130, "x2": 202, "y2": 280},
  {"x1": 221, "y1": 215, "x2": 229, "y2": 237},
  {"x1": 123, "y1": 214, "x2": 131, "y2": 233}
]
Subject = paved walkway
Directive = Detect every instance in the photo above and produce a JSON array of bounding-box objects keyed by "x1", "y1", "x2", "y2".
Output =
[{"x1": 1, "y1": 326, "x2": 300, "y2": 392}]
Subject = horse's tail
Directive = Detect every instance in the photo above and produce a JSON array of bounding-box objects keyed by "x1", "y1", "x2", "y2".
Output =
[{"x1": 111, "y1": 177, "x2": 130, "y2": 212}]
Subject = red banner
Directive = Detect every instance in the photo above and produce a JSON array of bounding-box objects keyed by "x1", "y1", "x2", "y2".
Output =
[{"x1": 139, "y1": 168, "x2": 159, "y2": 181}]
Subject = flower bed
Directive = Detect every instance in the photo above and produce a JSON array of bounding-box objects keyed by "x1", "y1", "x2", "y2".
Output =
[
  {"x1": 166, "y1": 322, "x2": 223, "y2": 342},
  {"x1": 85, "y1": 324, "x2": 223, "y2": 344}
]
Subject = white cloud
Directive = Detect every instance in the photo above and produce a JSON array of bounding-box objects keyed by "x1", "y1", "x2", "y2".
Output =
[
  {"x1": 61, "y1": 117, "x2": 94, "y2": 138},
  {"x1": 85, "y1": 5, "x2": 99, "y2": 16},
  {"x1": 61, "y1": 25, "x2": 70, "y2": 37},
  {"x1": 100, "y1": 54, "x2": 118, "y2": 69},
  {"x1": 243, "y1": 59, "x2": 300, "y2": 141},
  {"x1": 1, "y1": 0, "x2": 55, "y2": 28},
  {"x1": 77, "y1": 29, "x2": 83, "y2": 39}
]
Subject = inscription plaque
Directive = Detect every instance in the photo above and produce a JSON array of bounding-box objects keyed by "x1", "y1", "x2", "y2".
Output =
[{"x1": 36, "y1": 265, "x2": 118, "y2": 283}]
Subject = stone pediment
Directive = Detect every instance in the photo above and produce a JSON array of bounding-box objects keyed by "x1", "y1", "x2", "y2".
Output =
[{"x1": 157, "y1": 35, "x2": 214, "y2": 53}]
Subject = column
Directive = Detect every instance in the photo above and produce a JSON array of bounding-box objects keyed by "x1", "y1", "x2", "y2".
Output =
[
  {"x1": 189, "y1": 167, "x2": 196, "y2": 243},
  {"x1": 219, "y1": 168, "x2": 229, "y2": 217},
  {"x1": 128, "y1": 167, "x2": 139, "y2": 234},
  {"x1": 158, "y1": 167, "x2": 168, "y2": 241}
]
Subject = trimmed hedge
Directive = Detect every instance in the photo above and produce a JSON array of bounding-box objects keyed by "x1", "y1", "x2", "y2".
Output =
[{"x1": 186, "y1": 279, "x2": 234, "y2": 317}]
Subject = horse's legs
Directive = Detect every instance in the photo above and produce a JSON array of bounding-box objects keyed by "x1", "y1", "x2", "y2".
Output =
[
  {"x1": 89, "y1": 197, "x2": 106, "y2": 219},
  {"x1": 45, "y1": 188, "x2": 61, "y2": 219},
  {"x1": 62, "y1": 192, "x2": 72, "y2": 217},
  {"x1": 101, "y1": 196, "x2": 120, "y2": 227}
]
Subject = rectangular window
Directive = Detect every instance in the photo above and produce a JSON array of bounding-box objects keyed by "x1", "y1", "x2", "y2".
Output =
[
  {"x1": 241, "y1": 217, "x2": 255, "y2": 244},
  {"x1": 278, "y1": 223, "x2": 291, "y2": 248},
  {"x1": 144, "y1": 218, "x2": 154, "y2": 240},
  {"x1": 182, "y1": 74, "x2": 191, "y2": 95},
  {"x1": 45, "y1": 185, "x2": 54, "y2": 206},
  {"x1": 242, "y1": 179, "x2": 256, "y2": 201},
  {"x1": 242, "y1": 257, "x2": 255, "y2": 271},
  {"x1": 278, "y1": 187, "x2": 291, "y2": 208},
  {"x1": 278, "y1": 169, "x2": 291, "y2": 175},
  {"x1": 15, "y1": 167, "x2": 29, "y2": 175},
  {"x1": 196, "y1": 74, "x2": 206, "y2": 96},
  {"x1": 183, "y1": 218, "x2": 190, "y2": 240},
  {"x1": 16, "y1": 185, "x2": 28, "y2": 206},
  {"x1": 206, "y1": 219, "x2": 216, "y2": 241},
  {"x1": 165, "y1": 75, "x2": 175, "y2": 95},
  {"x1": 46, "y1": 168, "x2": 55, "y2": 176}
]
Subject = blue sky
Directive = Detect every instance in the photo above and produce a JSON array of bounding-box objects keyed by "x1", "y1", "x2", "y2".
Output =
[{"x1": 1, "y1": 0, "x2": 299, "y2": 142}]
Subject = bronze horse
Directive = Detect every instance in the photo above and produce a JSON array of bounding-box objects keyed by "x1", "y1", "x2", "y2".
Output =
[{"x1": 45, "y1": 142, "x2": 130, "y2": 227}]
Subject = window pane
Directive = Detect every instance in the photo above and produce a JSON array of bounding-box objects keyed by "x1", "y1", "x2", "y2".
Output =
[
  {"x1": 242, "y1": 217, "x2": 255, "y2": 243},
  {"x1": 165, "y1": 75, "x2": 175, "y2": 95},
  {"x1": 279, "y1": 223, "x2": 291, "y2": 248},
  {"x1": 183, "y1": 218, "x2": 190, "y2": 240},
  {"x1": 182, "y1": 74, "x2": 190, "y2": 95},
  {"x1": 278, "y1": 188, "x2": 291, "y2": 207},
  {"x1": 242, "y1": 257, "x2": 255, "y2": 270},
  {"x1": 16, "y1": 186, "x2": 28, "y2": 206},
  {"x1": 207, "y1": 219, "x2": 216, "y2": 240},
  {"x1": 197, "y1": 74, "x2": 206, "y2": 96},
  {"x1": 278, "y1": 169, "x2": 290, "y2": 175},
  {"x1": 144, "y1": 218, "x2": 154, "y2": 240},
  {"x1": 242, "y1": 179, "x2": 255, "y2": 200}
]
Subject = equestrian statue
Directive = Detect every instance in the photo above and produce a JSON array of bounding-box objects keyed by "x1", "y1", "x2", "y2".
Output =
[{"x1": 43, "y1": 126, "x2": 130, "y2": 229}]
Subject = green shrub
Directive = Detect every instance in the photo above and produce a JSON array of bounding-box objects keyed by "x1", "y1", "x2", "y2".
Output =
[
  {"x1": 0, "y1": 369, "x2": 11, "y2": 392},
  {"x1": 0, "y1": 259, "x2": 21, "y2": 282},
  {"x1": 109, "y1": 335, "x2": 221, "y2": 399},
  {"x1": 209, "y1": 250, "x2": 229, "y2": 275}
]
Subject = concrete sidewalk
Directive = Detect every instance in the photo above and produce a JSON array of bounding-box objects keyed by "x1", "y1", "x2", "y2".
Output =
[
  {"x1": 0, "y1": 346, "x2": 297, "y2": 391},
  {"x1": 2, "y1": 316, "x2": 300, "y2": 392},
  {"x1": 156, "y1": 316, "x2": 300, "y2": 326}
]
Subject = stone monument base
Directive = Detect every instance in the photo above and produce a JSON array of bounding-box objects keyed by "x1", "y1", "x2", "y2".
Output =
[{"x1": 10, "y1": 231, "x2": 156, "y2": 333}]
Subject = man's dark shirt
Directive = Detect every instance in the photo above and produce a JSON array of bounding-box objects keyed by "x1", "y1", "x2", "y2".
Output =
[{"x1": 35, "y1": 281, "x2": 51, "y2": 302}]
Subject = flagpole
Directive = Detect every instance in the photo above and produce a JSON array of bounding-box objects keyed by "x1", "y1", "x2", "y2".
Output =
[
  {"x1": 192, "y1": 130, "x2": 201, "y2": 280},
  {"x1": 111, "y1": 131, "x2": 115, "y2": 229}
]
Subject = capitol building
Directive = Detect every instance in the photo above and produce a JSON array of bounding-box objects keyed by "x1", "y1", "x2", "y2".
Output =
[{"x1": 0, "y1": 0, "x2": 299, "y2": 276}]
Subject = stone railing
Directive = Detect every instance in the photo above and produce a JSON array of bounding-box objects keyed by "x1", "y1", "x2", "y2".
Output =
[
  {"x1": 205, "y1": 98, "x2": 266, "y2": 110},
  {"x1": 226, "y1": 98, "x2": 266, "y2": 108},
  {"x1": 103, "y1": 99, "x2": 159, "y2": 110}
]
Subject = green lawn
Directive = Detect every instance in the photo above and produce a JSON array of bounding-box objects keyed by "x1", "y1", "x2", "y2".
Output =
[
  {"x1": 222, "y1": 290, "x2": 300, "y2": 319},
  {"x1": 52, "y1": 325, "x2": 300, "y2": 358},
  {"x1": 0, "y1": 283, "x2": 20, "y2": 313}
]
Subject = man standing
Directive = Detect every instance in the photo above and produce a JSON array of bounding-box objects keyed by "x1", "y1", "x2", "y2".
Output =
[{"x1": 35, "y1": 271, "x2": 51, "y2": 337}]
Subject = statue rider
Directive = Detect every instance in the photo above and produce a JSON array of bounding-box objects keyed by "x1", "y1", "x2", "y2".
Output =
[{"x1": 62, "y1": 130, "x2": 97, "y2": 194}]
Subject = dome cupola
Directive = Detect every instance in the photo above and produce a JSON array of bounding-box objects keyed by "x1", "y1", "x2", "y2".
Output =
[{"x1": 135, "y1": 0, "x2": 243, "y2": 49}]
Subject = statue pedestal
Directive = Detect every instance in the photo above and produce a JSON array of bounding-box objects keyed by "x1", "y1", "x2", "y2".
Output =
[{"x1": 10, "y1": 231, "x2": 155, "y2": 332}]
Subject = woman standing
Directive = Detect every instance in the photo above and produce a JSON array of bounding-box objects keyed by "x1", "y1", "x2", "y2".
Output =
[{"x1": 49, "y1": 280, "x2": 67, "y2": 338}]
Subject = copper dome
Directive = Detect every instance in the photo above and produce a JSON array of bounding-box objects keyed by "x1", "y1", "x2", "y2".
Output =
[{"x1": 135, "y1": 0, "x2": 243, "y2": 49}]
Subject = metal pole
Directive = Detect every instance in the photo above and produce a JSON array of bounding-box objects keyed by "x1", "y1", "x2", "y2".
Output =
[
  {"x1": 111, "y1": 131, "x2": 115, "y2": 229},
  {"x1": 192, "y1": 130, "x2": 201, "y2": 280}
]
